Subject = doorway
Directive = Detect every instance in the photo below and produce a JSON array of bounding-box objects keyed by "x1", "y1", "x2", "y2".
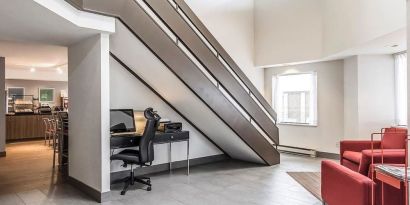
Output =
[{"x1": 0, "y1": 41, "x2": 69, "y2": 195}]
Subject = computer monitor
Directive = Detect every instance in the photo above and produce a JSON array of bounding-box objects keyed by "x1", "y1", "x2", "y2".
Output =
[{"x1": 110, "y1": 109, "x2": 136, "y2": 133}]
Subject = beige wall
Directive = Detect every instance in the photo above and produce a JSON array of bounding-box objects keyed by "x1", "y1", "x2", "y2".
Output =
[
  {"x1": 343, "y1": 56, "x2": 359, "y2": 139},
  {"x1": 323, "y1": 0, "x2": 406, "y2": 55},
  {"x1": 356, "y1": 55, "x2": 395, "y2": 138},
  {"x1": 265, "y1": 60, "x2": 344, "y2": 153},
  {"x1": 185, "y1": 0, "x2": 264, "y2": 93},
  {"x1": 343, "y1": 55, "x2": 396, "y2": 139},
  {"x1": 254, "y1": 0, "x2": 406, "y2": 66},
  {"x1": 255, "y1": 0, "x2": 323, "y2": 67},
  {"x1": 110, "y1": 57, "x2": 223, "y2": 172},
  {"x1": 5, "y1": 79, "x2": 67, "y2": 107}
]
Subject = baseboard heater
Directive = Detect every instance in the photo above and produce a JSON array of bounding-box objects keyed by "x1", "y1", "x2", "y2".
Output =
[{"x1": 276, "y1": 145, "x2": 317, "y2": 157}]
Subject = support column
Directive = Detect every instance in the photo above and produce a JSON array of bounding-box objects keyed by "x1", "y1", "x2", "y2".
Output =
[
  {"x1": 68, "y1": 33, "x2": 110, "y2": 202},
  {"x1": 0, "y1": 57, "x2": 5, "y2": 157},
  {"x1": 407, "y1": 1, "x2": 410, "y2": 204}
]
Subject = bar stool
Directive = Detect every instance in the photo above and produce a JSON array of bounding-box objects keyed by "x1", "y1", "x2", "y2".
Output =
[
  {"x1": 43, "y1": 118, "x2": 52, "y2": 146},
  {"x1": 50, "y1": 119, "x2": 58, "y2": 148}
]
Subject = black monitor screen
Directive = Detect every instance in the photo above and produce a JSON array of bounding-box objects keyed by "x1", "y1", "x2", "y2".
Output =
[{"x1": 110, "y1": 109, "x2": 136, "y2": 133}]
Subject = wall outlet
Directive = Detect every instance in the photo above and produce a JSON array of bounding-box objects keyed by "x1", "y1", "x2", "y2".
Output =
[{"x1": 336, "y1": 142, "x2": 340, "y2": 148}]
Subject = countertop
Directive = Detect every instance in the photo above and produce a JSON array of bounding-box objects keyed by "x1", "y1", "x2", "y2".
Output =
[{"x1": 6, "y1": 113, "x2": 53, "y2": 116}]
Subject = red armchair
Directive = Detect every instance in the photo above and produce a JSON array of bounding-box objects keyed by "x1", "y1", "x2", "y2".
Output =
[
  {"x1": 340, "y1": 127, "x2": 407, "y2": 175},
  {"x1": 322, "y1": 160, "x2": 375, "y2": 205},
  {"x1": 322, "y1": 160, "x2": 405, "y2": 205}
]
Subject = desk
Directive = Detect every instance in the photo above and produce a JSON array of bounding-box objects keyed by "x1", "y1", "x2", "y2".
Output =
[{"x1": 110, "y1": 131, "x2": 190, "y2": 175}]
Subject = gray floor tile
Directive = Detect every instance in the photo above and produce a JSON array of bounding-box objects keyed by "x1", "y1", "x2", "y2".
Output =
[
  {"x1": 1, "y1": 154, "x2": 324, "y2": 205},
  {"x1": 0, "y1": 193, "x2": 25, "y2": 205}
]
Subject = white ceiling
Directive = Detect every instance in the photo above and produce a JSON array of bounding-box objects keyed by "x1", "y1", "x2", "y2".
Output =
[
  {"x1": 267, "y1": 28, "x2": 407, "y2": 68},
  {"x1": 327, "y1": 28, "x2": 406, "y2": 60},
  {"x1": 0, "y1": 40, "x2": 68, "y2": 81},
  {"x1": 0, "y1": 40, "x2": 67, "y2": 70},
  {"x1": 0, "y1": 0, "x2": 109, "y2": 81},
  {"x1": 0, "y1": 0, "x2": 100, "y2": 46}
]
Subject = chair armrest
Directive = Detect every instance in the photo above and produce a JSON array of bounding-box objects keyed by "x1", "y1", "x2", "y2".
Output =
[
  {"x1": 359, "y1": 149, "x2": 406, "y2": 175},
  {"x1": 321, "y1": 160, "x2": 375, "y2": 205},
  {"x1": 340, "y1": 140, "x2": 381, "y2": 163}
]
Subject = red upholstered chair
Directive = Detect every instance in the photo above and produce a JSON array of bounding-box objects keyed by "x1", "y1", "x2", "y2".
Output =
[
  {"x1": 340, "y1": 127, "x2": 407, "y2": 175},
  {"x1": 322, "y1": 160, "x2": 374, "y2": 205},
  {"x1": 322, "y1": 160, "x2": 405, "y2": 205}
]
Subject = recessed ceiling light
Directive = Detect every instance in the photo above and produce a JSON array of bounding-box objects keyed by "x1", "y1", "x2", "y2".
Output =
[{"x1": 30, "y1": 67, "x2": 36, "y2": 72}]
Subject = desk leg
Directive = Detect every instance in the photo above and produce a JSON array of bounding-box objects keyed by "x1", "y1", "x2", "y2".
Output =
[
  {"x1": 187, "y1": 139, "x2": 189, "y2": 176},
  {"x1": 169, "y1": 142, "x2": 172, "y2": 173}
]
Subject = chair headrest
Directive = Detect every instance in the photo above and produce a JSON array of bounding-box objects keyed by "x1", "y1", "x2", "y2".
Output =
[{"x1": 144, "y1": 107, "x2": 161, "y2": 121}]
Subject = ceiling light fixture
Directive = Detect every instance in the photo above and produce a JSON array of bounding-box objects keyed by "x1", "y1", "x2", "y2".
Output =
[
  {"x1": 56, "y1": 67, "x2": 63, "y2": 74},
  {"x1": 30, "y1": 67, "x2": 36, "y2": 72},
  {"x1": 391, "y1": 45, "x2": 399, "y2": 48}
]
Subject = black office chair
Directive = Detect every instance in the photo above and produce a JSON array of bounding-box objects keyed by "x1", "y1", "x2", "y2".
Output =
[{"x1": 111, "y1": 108, "x2": 161, "y2": 195}]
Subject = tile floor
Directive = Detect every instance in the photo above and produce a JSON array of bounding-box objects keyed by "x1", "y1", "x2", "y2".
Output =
[
  {"x1": 0, "y1": 141, "x2": 324, "y2": 205},
  {"x1": 0, "y1": 141, "x2": 321, "y2": 205}
]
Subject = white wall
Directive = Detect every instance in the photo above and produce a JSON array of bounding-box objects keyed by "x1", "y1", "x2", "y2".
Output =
[
  {"x1": 357, "y1": 55, "x2": 396, "y2": 138},
  {"x1": 343, "y1": 56, "x2": 359, "y2": 138},
  {"x1": 265, "y1": 60, "x2": 344, "y2": 153},
  {"x1": 265, "y1": 55, "x2": 396, "y2": 153},
  {"x1": 68, "y1": 34, "x2": 110, "y2": 193},
  {"x1": 0, "y1": 57, "x2": 5, "y2": 154},
  {"x1": 109, "y1": 58, "x2": 222, "y2": 172},
  {"x1": 254, "y1": 0, "x2": 406, "y2": 67},
  {"x1": 407, "y1": 0, "x2": 410, "y2": 165},
  {"x1": 322, "y1": 0, "x2": 406, "y2": 55},
  {"x1": 343, "y1": 55, "x2": 396, "y2": 140},
  {"x1": 254, "y1": 0, "x2": 323, "y2": 67},
  {"x1": 110, "y1": 20, "x2": 263, "y2": 164},
  {"x1": 185, "y1": 0, "x2": 264, "y2": 93}
]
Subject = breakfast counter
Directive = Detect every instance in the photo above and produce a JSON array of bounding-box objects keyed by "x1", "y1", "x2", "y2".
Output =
[{"x1": 6, "y1": 113, "x2": 52, "y2": 141}]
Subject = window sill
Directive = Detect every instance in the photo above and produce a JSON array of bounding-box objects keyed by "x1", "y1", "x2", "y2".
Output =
[{"x1": 278, "y1": 122, "x2": 318, "y2": 127}]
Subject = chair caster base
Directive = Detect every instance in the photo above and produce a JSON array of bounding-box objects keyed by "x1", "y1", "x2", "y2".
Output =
[
  {"x1": 120, "y1": 191, "x2": 126, "y2": 195},
  {"x1": 147, "y1": 186, "x2": 152, "y2": 191}
]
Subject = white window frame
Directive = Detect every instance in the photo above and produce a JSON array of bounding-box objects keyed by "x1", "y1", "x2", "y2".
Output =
[{"x1": 272, "y1": 72, "x2": 318, "y2": 126}]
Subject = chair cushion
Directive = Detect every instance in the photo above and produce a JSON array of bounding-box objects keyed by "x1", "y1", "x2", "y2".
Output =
[
  {"x1": 341, "y1": 159, "x2": 360, "y2": 172},
  {"x1": 343, "y1": 151, "x2": 362, "y2": 164},
  {"x1": 382, "y1": 127, "x2": 407, "y2": 149},
  {"x1": 111, "y1": 149, "x2": 140, "y2": 164}
]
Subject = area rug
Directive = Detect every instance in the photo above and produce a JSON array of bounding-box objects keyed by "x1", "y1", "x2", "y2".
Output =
[{"x1": 287, "y1": 172, "x2": 322, "y2": 201}]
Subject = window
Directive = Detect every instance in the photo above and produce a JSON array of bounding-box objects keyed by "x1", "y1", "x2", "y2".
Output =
[
  {"x1": 272, "y1": 73, "x2": 317, "y2": 126},
  {"x1": 8, "y1": 87, "x2": 24, "y2": 100},
  {"x1": 39, "y1": 88, "x2": 55, "y2": 102},
  {"x1": 394, "y1": 52, "x2": 407, "y2": 126}
]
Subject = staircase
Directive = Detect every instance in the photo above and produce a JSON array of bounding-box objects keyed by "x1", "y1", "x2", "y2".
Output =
[{"x1": 66, "y1": 0, "x2": 280, "y2": 165}]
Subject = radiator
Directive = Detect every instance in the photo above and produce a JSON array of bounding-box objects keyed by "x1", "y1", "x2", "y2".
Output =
[{"x1": 277, "y1": 145, "x2": 317, "y2": 157}]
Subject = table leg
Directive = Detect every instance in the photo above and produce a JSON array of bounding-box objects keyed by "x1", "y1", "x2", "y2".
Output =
[
  {"x1": 169, "y1": 142, "x2": 172, "y2": 172},
  {"x1": 187, "y1": 139, "x2": 190, "y2": 176}
]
